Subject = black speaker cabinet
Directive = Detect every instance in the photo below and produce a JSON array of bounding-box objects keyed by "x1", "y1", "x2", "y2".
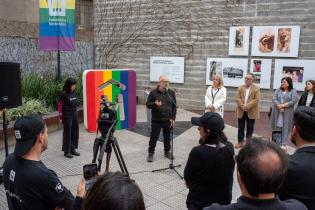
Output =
[{"x1": 0, "y1": 62, "x2": 22, "y2": 109}]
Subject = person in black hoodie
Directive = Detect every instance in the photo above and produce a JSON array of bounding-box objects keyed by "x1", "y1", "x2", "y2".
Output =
[
  {"x1": 58, "y1": 77, "x2": 80, "y2": 158},
  {"x1": 298, "y1": 80, "x2": 315, "y2": 107},
  {"x1": 184, "y1": 112, "x2": 235, "y2": 210},
  {"x1": 203, "y1": 137, "x2": 307, "y2": 210},
  {"x1": 146, "y1": 75, "x2": 176, "y2": 162}
]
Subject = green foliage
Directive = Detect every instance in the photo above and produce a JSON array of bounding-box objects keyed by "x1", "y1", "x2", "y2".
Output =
[
  {"x1": 21, "y1": 73, "x2": 83, "y2": 110},
  {"x1": 3, "y1": 98, "x2": 51, "y2": 121}
]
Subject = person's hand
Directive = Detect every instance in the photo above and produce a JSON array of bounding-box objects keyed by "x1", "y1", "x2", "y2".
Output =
[
  {"x1": 243, "y1": 105, "x2": 249, "y2": 112},
  {"x1": 170, "y1": 119, "x2": 175, "y2": 127},
  {"x1": 58, "y1": 117, "x2": 62, "y2": 127},
  {"x1": 155, "y1": 100, "x2": 162, "y2": 107},
  {"x1": 76, "y1": 178, "x2": 86, "y2": 198}
]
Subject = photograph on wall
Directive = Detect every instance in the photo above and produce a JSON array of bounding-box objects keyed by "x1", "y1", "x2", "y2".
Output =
[
  {"x1": 252, "y1": 26, "x2": 300, "y2": 57},
  {"x1": 250, "y1": 59, "x2": 272, "y2": 89},
  {"x1": 274, "y1": 60, "x2": 315, "y2": 91},
  {"x1": 150, "y1": 56, "x2": 185, "y2": 83},
  {"x1": 208, "y1": 61, "x2": 223, "y2": 81},
  {"x1": 228, "y1": 26, "x2": 250, "y2": 56},
  {"x1": 206, "y1": 58, "x2": 248, "y2": 87}
]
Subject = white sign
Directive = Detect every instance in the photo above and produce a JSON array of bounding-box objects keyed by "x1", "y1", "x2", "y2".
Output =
[
  {"x1": 206, "y1": 58, "x2": 248, "y2": 87},
  {"x1": 250, "y1": 59, "x2": 272, "y2": 89},
  {"x1": 274, "y1": 60, "x2": 315, "y2": 91},
  {"x1": 229, "y1": 26, "x2": 250, "y2": 56},
  {"x1": 251, "y1": 26, "x2": 300, "y2": 57},
  {"x1": 150, "y1": 56, "x2": 185, "y2": 83}
]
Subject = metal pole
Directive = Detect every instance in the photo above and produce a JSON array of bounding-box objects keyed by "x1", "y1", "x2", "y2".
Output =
[{"x1": 57, "y1": 50, "x2": 61, "y2": 80}]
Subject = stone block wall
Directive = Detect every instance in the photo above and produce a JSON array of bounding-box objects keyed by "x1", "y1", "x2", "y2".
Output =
[{"x1": 94, "y1": 0, "x2": 315, "y2": 111}]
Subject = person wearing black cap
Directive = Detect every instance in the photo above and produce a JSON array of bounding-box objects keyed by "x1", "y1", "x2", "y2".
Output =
[
  {"x1": 2, "y1": 114, "x2": 85, "y2": 210},
  {"x1": 184, "y1": 112, "x2": 235, "y2": 210},
  {"x1": 58, "y1": 77, "x2": 80, "y2": 158},
  {"x1": 278, "y1": 106, "x2": 315, "y2": 210}
]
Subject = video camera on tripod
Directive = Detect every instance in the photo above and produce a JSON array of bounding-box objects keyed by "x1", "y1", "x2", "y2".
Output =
[{"x1": 83, "y1": 80, "x2": 129, "y2": 189}]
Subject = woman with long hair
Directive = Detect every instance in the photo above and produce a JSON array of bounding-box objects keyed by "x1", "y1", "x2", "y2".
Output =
[
  {"x1": 184, "y1": 112, "x2": 235, "y2": 210},
  {"x1": 205, "y1": 74, "x2": 227, "y2": 118},
  {"x1": 58, "y1": 77, "x2": 80, "y2": 158},
  {"x1": 298, "y1": 80, "x2": 315, "y2": 107},
  {"x1": 269, "y1": 77, "x2": 298, "y2": 149}
]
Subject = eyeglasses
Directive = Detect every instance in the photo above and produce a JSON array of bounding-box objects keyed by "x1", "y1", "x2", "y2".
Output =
[
  {"x1": 245, "y1": 78, "x2": 253, "y2": 80},
  {"x1": 160, "y1": 80, "x2": 169, "y2": 83}
]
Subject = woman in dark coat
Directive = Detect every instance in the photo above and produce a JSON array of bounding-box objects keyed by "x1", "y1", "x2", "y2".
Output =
[
  {"x1": 298, "y1": 80, "x2": 315, "y2": 107},
  {"x1": 184, "y1": 112, "x2": 235, "y2": 210},
  {"x1": 58, "y1": 78, "x2": 80, "y2": 158}
]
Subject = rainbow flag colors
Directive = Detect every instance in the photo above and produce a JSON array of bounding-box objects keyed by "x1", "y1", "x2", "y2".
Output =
[
  {"x1": 39, "y1": 0, "x2": 76, "y2": 51},
  {"x1": 83, "y1": 70, "x2": 137, "y2": 132}
]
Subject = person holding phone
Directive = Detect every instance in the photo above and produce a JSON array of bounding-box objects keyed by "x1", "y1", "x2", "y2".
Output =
[{"x1": 3, "y1": 115, "x2": 85, "y2": 210}]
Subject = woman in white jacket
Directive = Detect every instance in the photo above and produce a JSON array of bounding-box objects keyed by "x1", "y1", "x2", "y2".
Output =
[{"x1": 205, "y1": 74, "x2": 227, "y2": 118}]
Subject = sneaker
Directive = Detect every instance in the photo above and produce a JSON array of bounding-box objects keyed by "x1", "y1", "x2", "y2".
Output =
[
  {"x1": 164, "y1": 152, "x2": 174, "y2": 160},
  {"x1": 147, "y1": 154, "x2": 154, "y2": 162}
]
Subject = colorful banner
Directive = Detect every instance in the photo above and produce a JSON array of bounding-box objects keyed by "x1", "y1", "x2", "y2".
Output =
[
  {"x1": 83, "y1": 70, "x2": 137, "y2": 132},
  {"x1": 39, "y1": 0, "x2": 76, "y2": 51}
]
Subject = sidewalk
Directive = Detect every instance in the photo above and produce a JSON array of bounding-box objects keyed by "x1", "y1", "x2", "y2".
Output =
[{"x1": 0, "y1": 105, "x2": 293, "y2": 210}]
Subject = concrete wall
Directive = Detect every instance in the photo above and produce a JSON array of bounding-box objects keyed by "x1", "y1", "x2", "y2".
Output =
[{"x1": 94, "y1": 0, "x2": 315, "y2": 111}]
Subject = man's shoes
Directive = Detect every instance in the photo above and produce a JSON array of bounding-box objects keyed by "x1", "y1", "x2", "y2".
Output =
[
  {"x1": 147, "y1": 153, "x2": 154, "y2": 162},
  {"x1": 64, "y1": 153, "x2": 73, "y2": 158},
  {"x1": 71, "y1": 150, "x2": 80, "y2": 156},
  {"x1": 164, "y1": 152, "x2": 174, "y2": 160}
]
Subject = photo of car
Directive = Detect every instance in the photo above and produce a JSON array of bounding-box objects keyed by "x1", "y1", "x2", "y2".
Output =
[{"x1": 223, "y1": 67, "x2": 244, "y2": 78}]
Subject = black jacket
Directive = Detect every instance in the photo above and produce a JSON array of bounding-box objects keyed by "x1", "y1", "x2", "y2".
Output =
[
  {"x1": 146, "y1": 86, "x2": 176, "y2": 121},
  {"x1": 203, "y1": 196, "x2": 307, "y2": 210},
  {"x1": 279, "y1": 146, "x2": 315, "y2": 210},
  {"x1": 184, "y1": 141, "x2": 235, "y2": 209},
  {"x1": 298, "y1": 91, "x2": 315, "y2": 107}
]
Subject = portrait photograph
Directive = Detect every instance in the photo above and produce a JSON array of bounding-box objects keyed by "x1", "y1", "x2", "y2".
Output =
[{"x1": 228, "y1": 26, "x2": 250, "y2": 56}]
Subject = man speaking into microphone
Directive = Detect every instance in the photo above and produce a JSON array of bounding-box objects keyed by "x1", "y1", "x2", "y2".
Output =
[{"x1": 146, "y1": 75, "x2": 177, "y2": 162}]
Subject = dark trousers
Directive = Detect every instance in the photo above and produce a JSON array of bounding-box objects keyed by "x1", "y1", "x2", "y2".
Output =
[
  {"x1": 62, "y1": 112, "x2": 79, "y2": 153},
  {"x1": 148, "y1": 120, "x2": 171, "y2": 154},
  {"x1": 237, "y1": 112, "x2": 255, "y2": 143}
]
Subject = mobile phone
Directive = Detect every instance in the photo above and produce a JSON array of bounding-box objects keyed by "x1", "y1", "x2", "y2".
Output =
[{"x1": 83, "y1": 163, "x2": 98, "y2": 190}]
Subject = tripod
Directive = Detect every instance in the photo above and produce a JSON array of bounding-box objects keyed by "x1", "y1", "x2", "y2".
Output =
[
  {"x1": 0, "y1": 109, "x2": 9, "y2": 183},
  {"x1": 152, "y1": 90, "x2": 183, "y2": 179},
  {"x1": 92, "y1": 121, "x2": 129, "y2": 177}
]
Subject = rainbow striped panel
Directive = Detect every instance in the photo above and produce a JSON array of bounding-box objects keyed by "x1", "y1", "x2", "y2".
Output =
[
  {"x1": 39, "y1": 0, "x2": 75, "y2": 51},
  {"x1": 83, "y1": 70, "x2": 136, "y2": 132}
]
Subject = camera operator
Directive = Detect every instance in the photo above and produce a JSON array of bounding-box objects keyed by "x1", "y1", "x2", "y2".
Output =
[
  {"x1": 184, "y1": 112, "x2": 235, "y2": 210},
  {"x1": 146, "y1": 75, "x2": 177, "y2": 162},
  {"x1": 3, "y1": 115, "x2": 86, "y2": 210}
]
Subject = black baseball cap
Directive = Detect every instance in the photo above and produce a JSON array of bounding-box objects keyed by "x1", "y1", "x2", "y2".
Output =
[
  {"x1": 191, "y1": 112, "x2": 225, "y2": 133},
  {"x1": 13, "y1": 114, "x2": 45, "y2": 156}
]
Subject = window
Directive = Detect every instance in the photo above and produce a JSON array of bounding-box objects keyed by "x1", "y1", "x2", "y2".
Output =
[{"x1": 76, "y1": 0, "x2": 93, "y2": 29}]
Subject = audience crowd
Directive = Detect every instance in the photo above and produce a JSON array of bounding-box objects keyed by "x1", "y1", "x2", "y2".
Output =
[{"x1": 2, "y1": 75, "x2": 315, "y2": 210}]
